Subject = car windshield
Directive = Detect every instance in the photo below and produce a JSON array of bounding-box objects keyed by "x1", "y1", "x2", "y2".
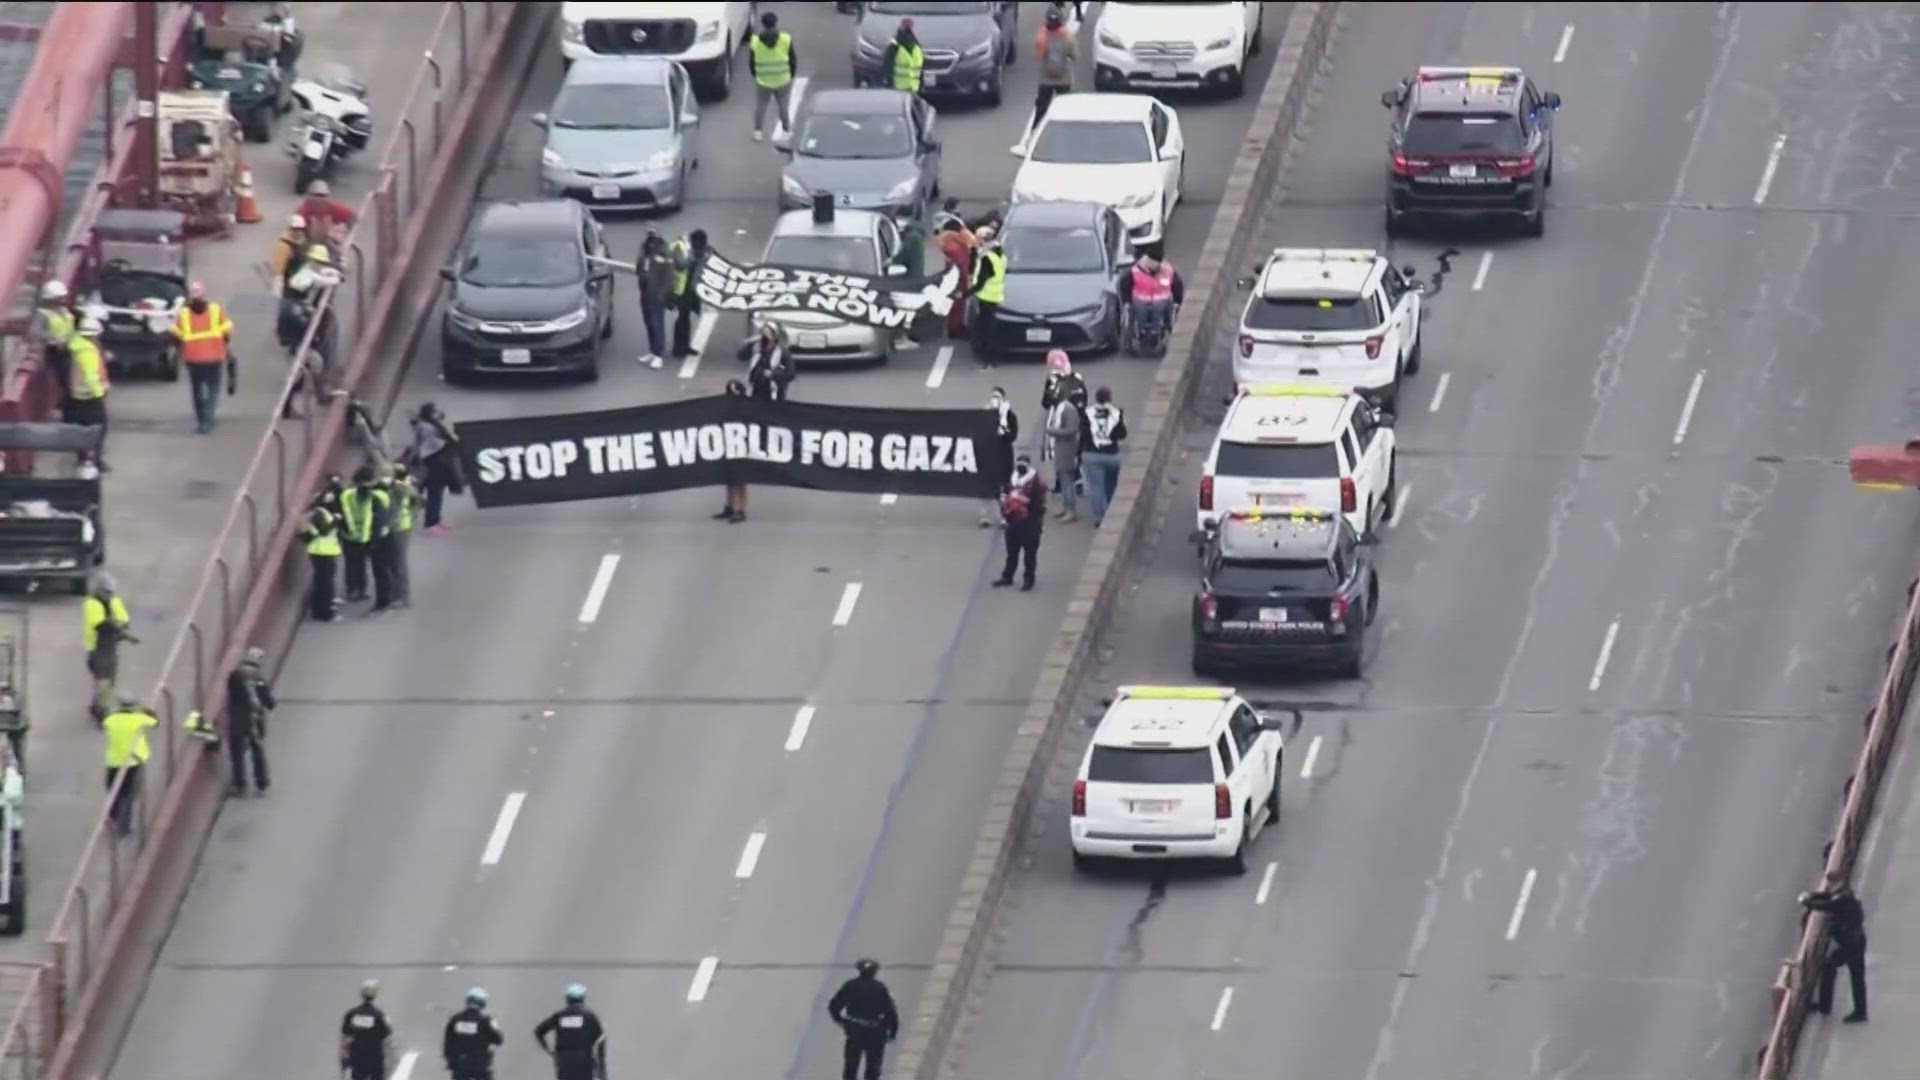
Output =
[
  {"x1": 1214, "y1": 441, "x2": 1339, "y2": 479},
  {"x1": 1402, "y1": 113, "x2": 1527, "y2": 156},
  {"x1": 765, "y1": 236, "x2": 879, "y2": 276},
  {"x1": 869, "y1": 1, "x2": 991, "y2": 13},
  {"x1": 1087, "y1": 746, "x2": 1214, "y2": 785},
  {"x1": 461, "y1": 236, "x2": 582, "y2": 288},
  {"x1": 1029, "y1": 119, "x2": 1152, "y2": 165},
  {"x1": 551, "y1": 83, "x2": 672, "y2": 130},
  {"x1": 1245, "y1": 297, "x2": 1378, "y2": 333},
  {"x1": 1213, "y1": 560, "x2": 1338, "y2": 593},
  {"x1": 1004, "y1": 224, "x2": 1105, "y2": 274},
  {"x1": 798, "y1": 112, "x2": 913, "y2": 159}
]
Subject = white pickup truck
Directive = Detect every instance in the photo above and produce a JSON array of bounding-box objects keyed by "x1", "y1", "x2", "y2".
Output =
[{"x1": 559, "y1": 2, "x2": 756, "y2": 101}]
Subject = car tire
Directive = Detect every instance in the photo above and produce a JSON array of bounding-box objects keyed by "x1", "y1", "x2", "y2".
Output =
[
  {"x1": 1224, "y1": 823, "x2": 1250, "y2": 875},
  {"x1": 1004, "y1": 37, "x2": 1016, "y2": 65},
  {"x1": 600, "y1": 308, "x2": 614, "y2": 341},
  {"x1": 1384, "y1": 206, "x2": 1404, "y2": 238},
  {"x1": 1072, "y1": 848, "x2": 1092, "y2": 873},
  {"x1": 1264, "y1": 769, "x2": 1281, "y2": 823},
  {"x1": 1339, "y1": 626, "x2": 1367, "y2": 679},
  {"x1": 1378, "y1": 380, "x2": 1398, "y2": 414},
  {"x1": 985, "y1": 78, "x2": 1003, "y2": 108},
  {"x1": 1382, "y1": 462, "x2": 1397, "y2": 522},
  {"x1": 161, "y1": 351, "x2": 181, "y2": 383},
  {"x1": 580, "y1": 360, "x2": 601, "y2": 384},
  {"x1": 1190, "y1": 647, "x2": 1213, "y2": 680},
  {"x1": 1544, "y1": 159, "x2": 1555, "y2": 188},
  {"x1": 696, "y1": 44, "x2": 735, "y2": 102},
  {"x1": 1223, "y1": 65, "x2": 1246, "y2": 99},
  {"x1": 1405, "y1": 325, "x2": 1422, "y2": 375},
  {"x1": 1250, "y1": 18, "x2": 1264, "y2": 54},
  {"x1": 1366, "y1": 573, "x2": 1380, "y2": 627},
  {"x1": 1524, "y1": 203, "x2": 1546, "y2": 238},
  {"x1": 441, "y1": 363, "x2": 469, "y2": 388},
  {"x1": 243, "y1": 106, "x2": 273, "y2": 143}
]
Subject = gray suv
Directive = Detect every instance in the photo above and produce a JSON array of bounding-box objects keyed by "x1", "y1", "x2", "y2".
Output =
[{"x1": 851, "y1": 1, "x2": 1017, "y2": 106}]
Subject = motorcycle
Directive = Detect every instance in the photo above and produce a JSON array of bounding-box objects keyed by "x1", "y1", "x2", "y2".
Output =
[
  {"x1": 286, "y1": 63, "x2": 372, "y2": 193},
  {"x1": 289, "y1": 113, "x2": 345, "y2": 195}
]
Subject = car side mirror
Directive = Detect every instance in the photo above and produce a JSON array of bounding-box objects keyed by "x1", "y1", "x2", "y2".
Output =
[
  {"x1": 885, "y1": 263, "x2": 910, "y2": 277},
  {"x1": 1544, "y1": 91, "x2": 1563, "y2": 110},
  {"x1": 1406, "y1": 279, "x2": 1427, "y2": 294},
  {"x1": 438, "y1": 267, "x2": 456, "y2": 282},
  {"x1": 529, "y1": 112, "x2": 549, "y2": 128},
  {"x1": 1375, "y1": 410, "x2": 1396, "y2": 427},
  {"x1": 1380, "y1": 90, "x2": 1399, "y2": 109},
  {"x1": 1009, "y1": 142, "x2": 1027, "y2": 158}
]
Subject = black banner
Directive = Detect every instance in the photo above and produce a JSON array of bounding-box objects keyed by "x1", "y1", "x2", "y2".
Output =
[
  {"x1": 458, "y1": 396, "x2": 1009, "y2": 508},
  {"x1": 691, "y1": 249, "x2": 956, "y2": 333}
]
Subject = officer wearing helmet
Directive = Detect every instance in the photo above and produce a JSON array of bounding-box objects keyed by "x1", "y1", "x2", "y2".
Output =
[
  {"x1": 533, "y1": 984, "x2": 606, "y2": 1080},
  {"x1": 36, "y1": 279, "x2": 74, "y2": 389},
  {"x1": 224, "y1": 644, "x2": 275, "y2": 796},
  {"x1": 340, "y1": 979, "x2": 394, "y2": 1080},
  {"x1": 63, "y1": 311, "x2": 111, "y2": 466},
  {"x1": 442, "y1": 987, "x2": 505, "y2": 1080},
  {"x1": 827, "y1": 958, "x2": 898, "y2": 1080}
]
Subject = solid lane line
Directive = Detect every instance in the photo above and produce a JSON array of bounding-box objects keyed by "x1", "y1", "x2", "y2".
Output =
[
  {"x1": 1427, "y1": 371, "x2": 1451, "y2": 413},
  {"x1": 392, "y1": 1051, "x2": 420, "y2": 1080},
  {"x1": 681, "y1": 312, "x2": 719, "y2": 378},
  {"x1": 1552, "y1": 24, "x2": 1575, "y2": 63},
  {"x1": 1299, "y1": 734, "x2": 1323, "y2": 779},
  {"x1": 785, "y1": 705, "x2": 816, "y2": 752},
  {"x1": 1505, "y1": 867, "x2": 1539, "y2": 940},
  {"x1": 831, "y1": 583, "x2": 864, "y2": 627},
  {"x1": 688, "y1": 956, "x2": 719, "y2": 1002},
  {"x1": 1255, "y1": 861, "x2": 1278, "y2": 905},
  {"x1": 1754, "y1": 134, "x2": 1787, "y2": 204},
  {"x1": 1209, "y1": 987, "x2": 1235, "y2": 1032},
  {"x1": 735, "y1": 832, "x2": 767, "y2": 879},
  {"x1": 577, "y1": 553, "x2": 620, "y2": 624},
  {"x1": 1672, "y1": 369, "x2": 1705, "y2": 445},
  {"x1": 1471, "y1": 251, "x2": 1493, "y2": 291},
  {"x1": 1588, "y1": 619, "x2": 1620, "y2": 692},
  {"x1": 480, "y1": 792, "x2": 527, "y2": 866},
  {"x1": 1387, "y1": 485, "x2": 1412, "y2": 529},
  {"x1": 926, "y1": 344, "x2": 953, "y2": 389}
]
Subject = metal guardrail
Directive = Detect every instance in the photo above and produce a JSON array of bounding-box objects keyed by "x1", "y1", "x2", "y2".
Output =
[
  {"x1": 0, "y1": 6, "x2": 515, "y2": 1077},
  {"x1": 1756, "y1": 569, "x2": 1920, "y2": 1078}
]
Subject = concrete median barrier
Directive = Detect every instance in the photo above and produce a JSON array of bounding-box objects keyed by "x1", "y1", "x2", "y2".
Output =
[{"x1": 891, "y1": 5, "x2": 1343, "y2": 1077}]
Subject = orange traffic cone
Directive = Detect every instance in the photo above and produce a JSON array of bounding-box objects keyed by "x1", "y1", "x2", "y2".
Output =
[{"x1": 235, "y1": 166, "x2": 262, "y2": 224}]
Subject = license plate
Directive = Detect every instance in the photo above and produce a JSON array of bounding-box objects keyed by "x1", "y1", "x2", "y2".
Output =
[
  {"x1": 218, "y1": 67, "x2": 243, "y2": 80},
  {"x1": 1024, "y1": 328, "x2": 1052, "y2": 343},
  {"x1": 500, "y1": 348, "x2": 532, "y2": 365},
  {"x1": 1449, "y1": 163, "x2": 1478, "y2": 179},
  {"x1": 1151, "y1": 65, "x2": 1179, "y2": 80},
  {"x1": 590, "y1": 183, "x2": 622, "y2": 201},
  {"x1": 1130, "y1": 799, "x2": 1177, "y2": 814},
  {"x1": 797, "y1": 332, "x2": 827, "y2": 349},
  {"x1": 1252, "y1": 492, "x2": 1302, "y2": 506},
  {"x1": 1259, "y1": 607, "x2": 1289, "y2": 625}
]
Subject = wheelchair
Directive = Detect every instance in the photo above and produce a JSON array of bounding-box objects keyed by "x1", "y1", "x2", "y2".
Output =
[{"x1": 1123, "y1": 297, "x2": 1178, "y2": 358}]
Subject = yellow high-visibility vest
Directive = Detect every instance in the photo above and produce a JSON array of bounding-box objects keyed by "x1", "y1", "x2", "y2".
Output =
[
  {"x1": 892, "y1": 43, "x2": 924, "y2": 92},
  {"x1": 68, "y1": 337, "x2": 108, "y2": 401},
  {"x1": 749, "y1": 32, "x2": 794, "y2": 89},
  {"x1": 83, "y1": 594, "x2": 130, "y2": 653},
  {"x1": 974, "y1": 249, "x2": 1007, "y2": 305},
  {"x1": 103, "y1": 709, "x2": 156, "y2": 768}
]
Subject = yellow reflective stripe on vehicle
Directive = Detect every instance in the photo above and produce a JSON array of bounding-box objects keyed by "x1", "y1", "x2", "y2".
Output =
[
  {"x1": 1239, "y1": 383, "x2": 1347, "y2": 398},
  {"x1": 1117, "y1": 685, "x2": 1233, "y2": 701},
  {"x1": 1226, "y1": 507, "x2": 1333, "y2": 523}
]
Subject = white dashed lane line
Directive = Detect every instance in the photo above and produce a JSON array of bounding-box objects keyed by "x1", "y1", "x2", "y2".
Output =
[
  {"x1": 1553, "y1": 24, "x2": 1574, "y2": 63},
  {"x1": 735, "y1": 831, "x2": 767, "y2": 879},
  {"x1": 1426, "y1": 371, "x2": 1451, "y2": 413},
  {"x1": 1754, "y1": 134, "x2": 1787, "y2": 204},
  {"x1": 577, "y1": 553, "x2": 620, "y2": 624},
  {"x1": 785, "y1": 705, "x2": 816, "y2": 752},
  {"x1": 480, "y1": 792, "x2": 527, "y2": 866},
  {"x1": 1471, "y1": 251, "x2": 1493, "y2": 291},
  {"x1": 1505, "y1": 867, "x2": 1539, "y2": 941},
  {"x1": 680, "y1": 311, "x2": 719, "y2": 379},
  {"x1": 1588, "y1": 618, "x2": 1621, "y2": 692},
  {"x1": 1387, "y1": 485, "x2": 1412, "y2": 529},
  {"x1": 880, "y1": 493, "x2": 899, "y2": 505},
  {"x1": 1209, "y1": 987, "x2": 1235, "y2": 1032},
  {"x1": 831, "y1": 583, "x2": 864, "y2": 627},
  {"x1": 1299, "y1": 734, "x2": 1323, "y2": 779},
  {"x1": 688, "y1": 957, "x2": 720, "y2": 1002},
  {"x1": 392, "y1": 1051, "x2": 420, "y2": 1080},
  {"x1": 926, "y1": 344, "x2": 953, "y2": 389},
  {"x1": 1255, "y1": 861, "x2": 1278, "y2": 905},
  {"x1": 1672, "y1": 369, "x2": 1705, "y2": 445}
]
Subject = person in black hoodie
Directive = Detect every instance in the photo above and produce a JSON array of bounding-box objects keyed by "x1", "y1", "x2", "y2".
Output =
[
  {"x1": 1079, "y1": 385, "x2": 1128, "y2": 526},
  {"x1": 739, "y1": 323, "x2": 796, "y2": 401},
  {"x1": 980, "y1": 386, "x2": 1017, "y2": 526},
  {"x1": 827, "y1": 959, "x2": 898, "y2": 1080},
  {"x1": 1802, "y1": 875, "x2": 1870, "y2": 1022},
  {"x1": 994, "y1": 454, "x2": 1048, "y2": 591}
]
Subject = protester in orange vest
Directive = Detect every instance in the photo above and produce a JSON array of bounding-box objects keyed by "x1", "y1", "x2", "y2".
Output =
[{"x1": 171, "y1": 281, "x2": 236, "y2": 435}]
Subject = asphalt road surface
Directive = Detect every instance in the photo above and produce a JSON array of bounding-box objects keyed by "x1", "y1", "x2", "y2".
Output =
[
  {"x1": 105, "y1": 4, "x2": 1289, "y2": 1079},
  {"x1": 950, "y1": 4, "x2": 1920, "y2": 1080}
]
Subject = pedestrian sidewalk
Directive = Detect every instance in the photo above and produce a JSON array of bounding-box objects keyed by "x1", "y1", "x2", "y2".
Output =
[
  {"x1": 0, "y1": 4, "x2": 460, "y2": 980},
  {"x1": 1806, "y1": 684, "x2": 1920, "y2": 1077}
]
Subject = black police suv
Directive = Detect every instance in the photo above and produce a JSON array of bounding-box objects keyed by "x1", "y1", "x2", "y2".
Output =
[
  {"x1": 440, "y1": 199, "x2": 616, "y2": 385},
  {"x1": 1192, "y1": 508, "x2": 1378, "y2": 680},
  {"x1": 852, "y1": 1, "x2": 1017, "y2": 106},
  {"x1": 1381, "y1": 66, "x2": 1561, "y2": 238}
]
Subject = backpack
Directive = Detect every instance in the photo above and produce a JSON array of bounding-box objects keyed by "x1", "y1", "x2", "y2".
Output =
[{"x1": 1000, "y1": 486, "x2": 1032, "y2": 525}]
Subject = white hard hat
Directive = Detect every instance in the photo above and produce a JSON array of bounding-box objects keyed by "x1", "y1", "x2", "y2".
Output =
[
  {"x1": 78, "y1": 315, "x2": 103, "y2": 336},
  {"x1": 40, "y1": 280, "x2": 66, "y2": 302}
]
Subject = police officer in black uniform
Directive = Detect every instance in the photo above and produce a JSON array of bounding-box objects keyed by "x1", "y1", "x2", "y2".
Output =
[
  {"x1": 1802, "y1": 875, "x2": 1870, "y2": 1022},
  {"x1": 533, "y1": 984, "x2": 606, "y2": 1080},
  {"x1": 443, "y1": 987, "x2": 505, "y2": 1080},
  {"x1": 827, "y1": 958, "x2": 898, "y2": 1080},
  {"x1": 340, "y1": 980, "x2": 394, "y2": 1080}
]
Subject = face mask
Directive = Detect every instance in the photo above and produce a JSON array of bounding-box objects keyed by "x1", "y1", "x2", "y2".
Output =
[
  {"x1": 987, "y1": 395, "x2": 1003, "y2": 409},
  {"x1": 189, "y1": 298, "x2": 207, "y2": 313}
]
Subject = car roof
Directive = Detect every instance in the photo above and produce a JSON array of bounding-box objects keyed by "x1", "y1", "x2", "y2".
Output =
[
  {"x1": 1214, "y1": 509, "x2": 1341, "y2": 561},
  {"x1": 1221, "y1": 385, "x2": 1353, "y2": 445},
  {"x1": 1258, "y1": 248, "x2": 1383, "y2": 301},
  {"x1": 1044, "y1": 92, "x2": 1154, "y2": 121},
  {"x1": 1004, "y1": 200, "x2": 1105, "y2": 228},
  {"x1": 1094, "y1": 687, "x2": 1236, "y2": 750},
  {"x1": 1408, "y1": 65, "x2": 1526, "y2": 114},
  {"x1": 807, "y1": 87, "x2": 911, "y2": 116},
  {"x1": 471, "y1": 199, "x2": 581, "y2": 238},
  {"x1": 564, "y1": 56, "x2": 673, "y2": 86},
  {"x1": 770, "y1": 208, "x2": 885, "y2": 241}
]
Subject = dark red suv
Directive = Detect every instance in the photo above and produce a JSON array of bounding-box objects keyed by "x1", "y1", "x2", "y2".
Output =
[{"x1": 1381, "y1": 67, "x2": 1561, "y2": 237}]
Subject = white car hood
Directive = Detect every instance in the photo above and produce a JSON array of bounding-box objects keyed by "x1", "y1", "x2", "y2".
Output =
[
  {"x1": 563, "y1": 1, "x2": 731, "y2": 19},
  {"x1": 1099, "y1": 2, "x2": 1240, "y2": 44},
  {"x1": 1014, "y1": 160, "x2": 1164, "y2": 206}
]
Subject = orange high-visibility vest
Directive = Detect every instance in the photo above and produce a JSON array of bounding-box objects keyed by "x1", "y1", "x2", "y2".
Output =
[{"x1": 174, "y1": 303, "x2": 232, "y2": 365}]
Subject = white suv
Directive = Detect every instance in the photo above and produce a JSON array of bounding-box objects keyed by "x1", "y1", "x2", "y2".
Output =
[
  {"x1": 559, "y1": 2, "x2": 754, "y2": 101},
  {"x1": 1234, "y1": 248, "x2": 1424, "y2": 411},
  {"x1": 1070, "y1": 685, "x2": 1286, "y2": 874},
  {"x1": 1197, "y1": 384, "x2": 1397, "y2": 541},
  {"x1": 1092, "y1": 2, "x2": 1265, "y2": 98}
]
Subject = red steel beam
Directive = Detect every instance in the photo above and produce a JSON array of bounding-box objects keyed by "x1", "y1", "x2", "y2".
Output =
[{"x1": 0, "y1": 1, "x2": 134, "y2": 316}]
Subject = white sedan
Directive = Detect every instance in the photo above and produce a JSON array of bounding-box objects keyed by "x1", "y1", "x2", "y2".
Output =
[{"x1": 1011, "y1": 93, "x2": 1185, "y2": 249}]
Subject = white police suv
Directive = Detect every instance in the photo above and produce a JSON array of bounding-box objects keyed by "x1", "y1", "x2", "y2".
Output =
[
  {"x1": 1196, "y1": 384, "x2": 1397, "y2": 542},
  {"x1": 1234, "y1": 248, "x2": 1424, "y2": 410}
]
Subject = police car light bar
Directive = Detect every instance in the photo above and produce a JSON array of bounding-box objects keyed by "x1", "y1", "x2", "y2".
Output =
[
  {"x1": 1237, "y1": 383, "x2": 1349, "y2": 398},
  {"x1": 1116, "y1": 685, "x2": 1235, "y2": 701},
  {"x1": 1269, "y1": 247, "x2": 1379, "y2": 265},
  {"x1": 1418, "y1": 65, "x2": 1522, "y2": 84}
]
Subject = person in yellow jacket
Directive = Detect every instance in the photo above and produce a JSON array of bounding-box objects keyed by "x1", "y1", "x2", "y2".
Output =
[
  {"x1": 63, "y1": 315, "x2": 111, "y2": 470},
  {"x1": 381, "y1": 464, "x2": 423, "y2": 609},
  {"x1": 102, "y1": 692, "x2": 156, "y2": 836},
  {"x1": 882, "y1": 19, "x2": 925, "y2": 94},
  {"x1": 749, "y1": 11, "x2": 798, "y2": 141},
  {"x1": 269, "y1": 212, "x2": 309, "y2": 292},
  {"x1": 300, "y1": 493, "x2": 344, "y2": 622},
  {"x1": 37, "y1": 279, "x2": 75, "y2": 393},
  {"x1": 83, "y1": 574, "x2": 137, "y2": 724}
]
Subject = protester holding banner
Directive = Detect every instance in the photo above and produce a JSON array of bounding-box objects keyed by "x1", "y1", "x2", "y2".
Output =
[
  {"x1": 405, "y1": 403, "x2": 464, "y2": 537},
  {"x1": 739, "y1": 324, "x2": 797, "y2": 401},
  {"x1": 717, "y1": 380, "x2": 753, "y2": 523},
  {"x1": 635, "y1": 231, "x2": 676, "y2": 369},
  {"x1": 669, "y1": 230, "x2": 711, "y2": 359},
  {"x1": 934, "y1": 209, "x2": 975, "y2": 340}
]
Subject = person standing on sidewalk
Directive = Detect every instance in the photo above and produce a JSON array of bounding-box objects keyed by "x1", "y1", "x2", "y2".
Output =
[
  {"x1": 339, "y1": 465, "x2": 394, "y2": 611},
  {"x1": 1803, "y1": 876, "x2": 1870, "y2": 1023},
  {"x1": 634, "y1": 232, "x2": 675, "y2": 369},
  {"x1": 406, "y1": 403, "x2": 463, "y2": 536},
  {"x1": 63, "y1": 316, "x2": 111, "y2": 469},
  {"x1": 1029, "y1": 10, "x2": 1077, "y2": 141},
  {"x1": 172, "y1": 282, "x2": 237, "y2": 434},
  {"x1": 993, "y1": 455, "x2": 1048, "y2": 592},
  {"x1": 83, "y1": 574, "x2": 136, "y2": 724},
  {"x1": 750, "y1": 11, "x2": 798, "y2": 142},
  {"x1": 102, "y1": 693, "x2": 155, "y2": 836},
  {"x1": 669, "y1": 230, "x2": 710, "y2": 360},
  {"x1": 1045, "y1": 390, "x2": 1083, "y2": 523},
  {"x1": 385, "y1": 464, "x2": 422, "y2": 609},
  {"x1": 1079, "y1": 385, "x2": 1128, "y2": 526},
  {"x1": 225, "y1": 645, "x2": 275, "y2": 797},
  {"x1": 36, "y1": 280, "x2": 75, "y2": 394},
  {"x1": 300, "y1": 492, "x2": 343, "y2": 622},
  {"x1": 980, "y1": 387, "x2": 1018, "y2": 526}
]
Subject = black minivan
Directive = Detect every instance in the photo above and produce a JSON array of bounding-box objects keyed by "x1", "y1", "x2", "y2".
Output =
[{"x1": 440, "y1": 199, "x2": 615, "y2": 384}]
